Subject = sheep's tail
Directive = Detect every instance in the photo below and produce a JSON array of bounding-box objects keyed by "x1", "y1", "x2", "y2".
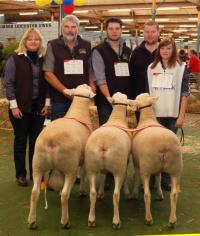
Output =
[
  {"x1": 45, "y1": 140, "x2": 59, "y2": 158},
  {"x1": 159, "y1": 151, "x2": 169, "y2": 162},
  {"x1": 99, "y1": 147, "x2": 108, "y2": 160}
]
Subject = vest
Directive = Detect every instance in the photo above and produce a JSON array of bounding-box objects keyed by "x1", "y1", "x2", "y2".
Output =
[
  {"x1": 12, "y1": 53, "x2": 46, "y2": 113},
  {"x1": 50, "y1": 35, "x2": 91, "y2": 102},
  {"x1": 95, "y1": 41, "x2": 131, "y2": 105},
  {"x1": 148, "y1": 62, "x2": 185, "y2": 117}
]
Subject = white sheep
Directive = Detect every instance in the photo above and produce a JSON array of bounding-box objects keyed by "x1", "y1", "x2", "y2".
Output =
[
  {"x1": 85, "y1": 92, "x2": 136, "y2": 229},
  {"x1": 27, "y1": 84, "x2": 95, "y2": 229},
  {"x1": 131, "y1": 93, "x2": 183, "y2": 228}
]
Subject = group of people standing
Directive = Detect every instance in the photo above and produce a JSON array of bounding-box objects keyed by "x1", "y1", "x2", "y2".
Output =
[{"x1": 5, "y1": 15, "x2": 189, "y2": 191}]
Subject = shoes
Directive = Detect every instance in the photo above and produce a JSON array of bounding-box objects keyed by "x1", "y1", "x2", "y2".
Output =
[{"x1": 16, "y1": 177, "x2": 28, "y2": 187}]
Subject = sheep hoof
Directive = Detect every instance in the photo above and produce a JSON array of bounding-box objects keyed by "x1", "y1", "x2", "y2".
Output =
[
  {"x1": 155, "y1": 196, "x2": 164, "y2": 201},
  {"x1": 88, "y1": 220, "x2": 96, "y2": 227},
  {"x1": 112, "y1": 222, "x2": 121, "y2": 229},
  {"x1": 61, "y1": 222, "x2": 70, "y2": 229},
  {"x1": 145, "y1": 219, "x2": 153, "y2": 225},
  {"x1": 97, "y1": 193, "x2": 104, "y2": 199},
  {"x1": 79, "y1": 191, "x2": 87, "y2": 198},
  {"x1": 28, "y1": 222, "x2": 38, "y2": 230},
  {"x1": 168, "y1": 221, "x2": 176, "y2": 228}
]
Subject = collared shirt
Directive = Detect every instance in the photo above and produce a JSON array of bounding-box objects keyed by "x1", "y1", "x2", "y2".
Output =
[{"x1": 92, "y1": 38, "x2": 126, "y2": 86}]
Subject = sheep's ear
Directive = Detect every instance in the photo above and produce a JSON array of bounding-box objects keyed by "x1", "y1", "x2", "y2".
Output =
[
  {"x1": 89, "y1": 91, "x2": 96, "y2": 98},
  {"x1": 63, "y1": 88, "x2": 74, "y2": 96},
  {"x1": 107, "y1": 97, "x2": 113, "y2": 104},
  {"x1": 128, "y1": 99, "x2": 137, "y2": 107},
  {"x1": 151, "y1": 96, "x2": 159, "y2": 104}
]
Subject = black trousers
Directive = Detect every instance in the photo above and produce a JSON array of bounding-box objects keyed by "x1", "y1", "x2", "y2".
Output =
[{"x1": 9, "y1": 107, "x2": 45, "y2": 179}]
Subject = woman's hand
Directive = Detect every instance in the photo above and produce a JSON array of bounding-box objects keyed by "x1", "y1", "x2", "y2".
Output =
[
  {"x1": 175, "y1": 115, "x2": 184, "y2": 128},
  {"x1": 11, "y1": 108, "x2": 23, "y2": 119},
  {"x1": 40, "y1": 106, "x2": 49, "y2": 116}
]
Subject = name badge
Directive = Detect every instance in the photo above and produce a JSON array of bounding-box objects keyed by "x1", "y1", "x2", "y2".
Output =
[
  {"x1": 64, "y1": 59, "x2": 83, "y2": 75},
  {"x1": 114, "y1": 62, "x2": 130, "y2": 77},
  {"x1": 152, "y1": 73, "x2": 173, "y2": 88}
]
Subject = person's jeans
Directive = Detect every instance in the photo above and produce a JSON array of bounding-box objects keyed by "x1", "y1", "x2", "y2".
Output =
[{"x1": 51, "y1": 101, "x2": 71, "y2": 121}]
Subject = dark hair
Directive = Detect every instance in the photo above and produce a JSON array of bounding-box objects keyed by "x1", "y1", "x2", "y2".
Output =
[
  {"x1": 190, "y1": 49, "x2": 197, "y2": 56},
  {"x1": 105, "y1": 17, "x2": 123, "y2": 29},
  {"x1": 151, "y1": 37, "x2": 179, "y2": 69}
]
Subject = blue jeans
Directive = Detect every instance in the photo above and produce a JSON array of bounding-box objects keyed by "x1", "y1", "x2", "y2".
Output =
[{"x1": 51, "y1": 101, "x2": 71, "y2": 121}]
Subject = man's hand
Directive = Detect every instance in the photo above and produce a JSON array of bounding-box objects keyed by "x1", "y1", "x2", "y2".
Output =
[{"x1": 11, "y1": 108, "x2": 23, "y2": 119}]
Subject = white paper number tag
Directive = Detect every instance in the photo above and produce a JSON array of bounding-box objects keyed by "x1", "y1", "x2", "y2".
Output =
[
  {"x1": 64, "y1": 59, "x2": 83, "y2": 75},
  {"x1": 152, "y1": 73, "x2": 173, "y2": 88},
  {"x1": 114, "y1": 62, "x2": 130, "y2": 77}
]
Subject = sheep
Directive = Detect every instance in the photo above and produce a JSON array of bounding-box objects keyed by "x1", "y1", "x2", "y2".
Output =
[
  {"x1": 131, "y1": 93, "x2": 183, "y2": 228},
  {"x1": 27, "y1": 84, "x2": 95, "y2": 229},
  {"x1": 84, "y1": 92, "x2": 137, "y2": 229}
]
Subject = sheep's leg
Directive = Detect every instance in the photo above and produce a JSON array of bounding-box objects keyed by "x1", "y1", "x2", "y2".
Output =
[
  {"x1": 143, "y1": 175, "x2": 153, "y2": 225},
  {"x1": 97, "y1": 173, "x2": 106, "y2": 199},
  {"x1": 79, "y1": 165, "x2": 87, "y2": 197},
  {"x1": 132, "y1": 167, "x2": 140, "y2": 199},
  {"x1": 155, "y1": 173, "x2": 164, "y2": 201},
  {"x1": 123, "y1": 174, "x2": 131, "y2": 199},
  {"x1": 28, "y1": 172, "x2": 43, "y2": 229},
  {"x1": 112, "y1": 175, "x2": 123, "y2": 229},
  {"x1": 60, "y1": 174, "x2": 76, "y2": 229},
  {"x1": 88, "y1": 174, "x2": 97, "y2": 227},
  {"x1": 168, "y1": 176, "x2": 178, "y2": 228}
]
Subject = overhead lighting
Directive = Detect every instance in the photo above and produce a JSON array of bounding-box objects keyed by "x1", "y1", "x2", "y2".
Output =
[
  {"x1": 79, "y1": 20, "x2": 90, "y2": 23},
  {"x1": 173, "y1": 29, "x2": 187, "y2": 32},
  {"x1": 73, "y1": 10, "x2": 88, "y2": 14},
  {"x1": 136, "y1": 7, "x2": 151, "y2": 10},
  {"x1": 121, "y1": 19, "x2": 133, "y2": 22},
  {"x1": 19, "y1": 12, "x2": 38, "y2": 16},
  {"x1": 0, "y1": 14, "x2": 5, "y2": 17},
  {"x1": 84, "y1": 26, "x2": 98, "y2": 29},
  {"x1": 155, "y1": 18, "x2": 169, "y2": 22},
  {"x1": 191, "y1": 33, "x2": 197, "y2": 36},
  {"x1": 179, "y1": 25, "x2": 196, "y2": 28},
  {"x1": 108, "y1": 9, "x2": 130, "y2": 12},
  {"x1": 122, "y1": 30, "x2": 130, "y2": 33},
  {"x1": 157, "y1": 7, "x2": 179, "y2": 11},
  {"x1": 179, "y1": 36, "x2": 190, "y2": 38},
  {"x1": 188, "y1": 18, "x2": 198, "y2": 21}
]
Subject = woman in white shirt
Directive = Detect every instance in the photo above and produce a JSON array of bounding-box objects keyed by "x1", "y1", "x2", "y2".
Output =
[{"x1": 147, "y1": 37, "x2": 189, "y2": 190}]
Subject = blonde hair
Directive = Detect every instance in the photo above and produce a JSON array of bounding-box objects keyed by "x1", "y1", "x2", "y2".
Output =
[{"x1": 15, "y1": 28, "x2": 46, "y2": 55}]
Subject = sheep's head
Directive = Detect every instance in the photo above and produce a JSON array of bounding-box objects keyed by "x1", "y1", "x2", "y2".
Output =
[
  {"x1": 63, "y1": 84, "x2": 96, "y2": 98},
  {"x1": 107, "y1": 92, "x2": 137, "y2": 110},
  {"x1": 136, "y1": 93, "x2": 158, "y2": 108}
]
